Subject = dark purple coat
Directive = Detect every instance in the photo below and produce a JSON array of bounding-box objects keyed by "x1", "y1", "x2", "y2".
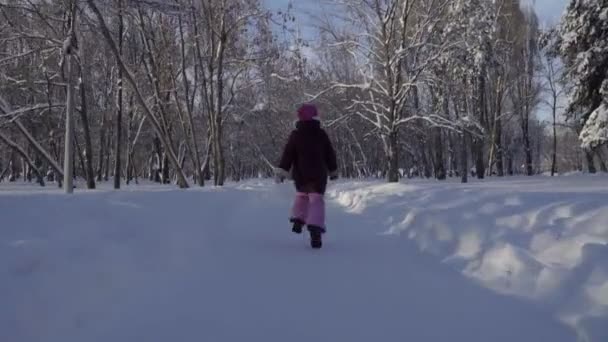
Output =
[{"x1": 278, "y1": 120, "x2": 338, "y2": 194}]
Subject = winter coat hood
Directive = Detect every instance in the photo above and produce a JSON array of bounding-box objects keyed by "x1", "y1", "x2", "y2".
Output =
[{"x1": 297, "y1": 103, "x2": 319, "y2": 121}]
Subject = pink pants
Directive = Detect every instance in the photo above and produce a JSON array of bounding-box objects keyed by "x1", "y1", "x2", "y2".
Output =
[{"x1": 291, "y1": 192, "x2": 325, "y2": 229}]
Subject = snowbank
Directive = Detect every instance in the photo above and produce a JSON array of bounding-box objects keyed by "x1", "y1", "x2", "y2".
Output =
[{"x1": 328, "y1": 175, "x2": 608, "y2": 341}]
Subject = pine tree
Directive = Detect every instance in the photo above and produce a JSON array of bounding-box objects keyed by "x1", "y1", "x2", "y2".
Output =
[{"x1": 555, "y1": 0, "x2": 608, "y2": 149}]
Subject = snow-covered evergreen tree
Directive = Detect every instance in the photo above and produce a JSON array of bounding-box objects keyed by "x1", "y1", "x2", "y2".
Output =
[{"x1": 555, "y1": 0, "x2": 608, "y2": 149}]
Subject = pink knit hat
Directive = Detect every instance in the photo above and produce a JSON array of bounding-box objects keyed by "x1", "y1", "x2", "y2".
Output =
[{"x1": 297, "y1": 103, "x2": 319, "y2": 121}]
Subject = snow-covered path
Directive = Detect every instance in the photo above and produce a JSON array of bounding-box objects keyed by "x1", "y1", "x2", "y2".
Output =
[{"x1": 3, "y1": 178, "x2": 604, "y2": 341}]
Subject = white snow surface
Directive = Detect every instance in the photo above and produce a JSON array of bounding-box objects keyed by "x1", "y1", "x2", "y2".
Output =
[
  {"x1": 580, "y1": 103, "x2": 608, "y2": 149},
  {"x1": 1, "y1": 175, "x2": 607, "y2": 342}
]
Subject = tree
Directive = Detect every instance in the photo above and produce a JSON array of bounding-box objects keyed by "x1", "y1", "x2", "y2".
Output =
[
  {"x1": 444, "y1": 0, "x2": 496, "y2": 180},
  {"x1": 540, "y1": 29, "x2": 566, "y2": 176},
  {"x1": 62, "y1": 1, "x2": 78, "y2": 193},
  {"x1": 114, "y1": 0, "x2": 124, "y2": 189},
  {"x1": 76, "y1": 22, "x2": 97, "y2": 189},
  {"x1": 0, "y1": 0, "x2": 594, "y2": 187},
  {"x1": 555, "y1": 0, "x2": 608, "y2": 153},
  {"x1": 0, "y1": 131, "x2": 45, "y2": 186},
  {"x1": 314, "y1": 0, "x2": 456, "y2": 182},
  {"x1": 86, "y1": 0, "x2": 190, "y2": 188},
  {"x1": 510, "y1": 7, "x2": 541, "y2": 176}
]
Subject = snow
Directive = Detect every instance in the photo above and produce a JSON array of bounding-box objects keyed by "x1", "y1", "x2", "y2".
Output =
[
  {"x1": 253, "y1": 102, "x2": 267, "y2": 111},
  {"x1": 328, "y1": 176, "x2": 608, "y2": 341},
  {"x1": 1, "y1": 176, "x2": 607, "y2": 341},
  {"x1": 601, "y1": 8, "x2": 608, "y2": 21},
  {"x1": 580, "y1": 103, "x2": 608, "y2": 149},
  {"x1": 270, "y1": 73, "x2": 300, "y2": 82}
]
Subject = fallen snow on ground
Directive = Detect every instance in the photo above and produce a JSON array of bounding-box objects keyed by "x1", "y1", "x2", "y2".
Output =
[
  {"x1": 328, "y1": 175, "x2": 608, "y2": 341},
  {"x1": 1, "y1": 175, "x2": 606, "y2": 341}
]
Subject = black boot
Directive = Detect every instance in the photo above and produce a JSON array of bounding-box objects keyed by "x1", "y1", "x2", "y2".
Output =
[
  {"x1": 290, "y1": 218, "x2": 304, "y2": 234},
  {"x1": 308, "y1": 225, "x2": 325, "y2": 249}
]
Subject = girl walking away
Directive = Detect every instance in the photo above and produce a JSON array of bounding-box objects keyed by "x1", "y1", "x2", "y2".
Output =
[{"x1": 274, "y1": 104, "x2": 338, "y2": 249}]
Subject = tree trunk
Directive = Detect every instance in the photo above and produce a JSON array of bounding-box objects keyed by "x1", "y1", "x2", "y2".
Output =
[
  {"x1": 214, "y1": 99, "x2": 225, "y2": 186},
  {"x1": 9, "y1": 149, "x2": 18, "y2": 181},
  {"x1": 153, "y1": 136, "x2": 163, "y2": 183},
  {"x1": 104, "y1": 122, "x2": 112, "y2": 181},
  {"x1": 74, "y1": 134, "x2": 87, "y2": 179},
  {"x1": 211, "y1": 116, "x2": 226, "y2": 186},
  {"x1": 18, "y1": 162, "x2": 26, "y2": 182},
  {"x1": 422, "y1": 146, "x2": 432, "y2": 178},
  {"x1": 178, "y1": 14, "x2": 204, "y2": 187},
  {"x1": 599, "y1": 159, "x2": 608, "y2": 173},
  {"x1": 162, "y1": 152, "x2": 170, "y2": 184},
  {"x1": 24, "y1": 158, "x2": 30, "y2": 182},
  {"x1": 585, "y1": 151, "x2": 597, "y2": 173},
  {"x1": 523, "y1": 131, "x2": 533, "y2": 176},
  {"x1": 495, "y1": 118, "x2": 504, "y2": 176},
  {"x1": 12, "y1": 119, "x2": 63, "y2": 183},
  {"x1": 75, "y1": 26, "x2": 96, "y2": 189},
  {"x1": 87, "y1": 0, "x2": 189, "y2": 188},
  {"x1": 0, "y1": 161, "x2": 10, "y2": 182},
  {"x1": 596, "y1": 150, "x2": 607, "y2": 172},
  {"x1": 0, "y1": 132, "x2": 45, "y2": 186},
  {"x1": 474, "y1": 74, "x2": 486, "y2": 179},
  {"x1": 386, "y1": 130, "x2": 399, "y2": 183},
  {"x1": 113, "y1": 0, "x2": 123, "y2": 190},
  {"x1": 551, "y1": 98, "x2": 557, "y2": 176},
  {"x1": 127, "y1": 112, "x2": 145, "y2": 184},
  {"x1": 211, "y1": 130, "x2": 218, "y2": 185},
  {"x1": 433, "y1": 92, "x2": 447, "y2": 180},
  {"x1": 202, "y1": 134, "x2": 212, "y2": 180},
  {"x1": 97, "y1": 112, "x2": 106, "y2": 182},
  {"x1": 63, "y1": 45, "x2": 75, "y2": 193},
  {"x1": 132, "y1": 158, "x2": 140, "y2": 184},
  {"x1": 506, "y1": 150, "x2": 514, "y2": 176},
  {"x1": 473, "y1": 139, "x2": 485, "y2": 179},
  {"x1": 461, "y1": 132, "x2": 469, "y2": 183},
  {"x1": 432, "y1": 132, "x2": 444, "y2": 180},
  {"x1": 125, "y1": 107, "x2": 133, "y2": 184}
]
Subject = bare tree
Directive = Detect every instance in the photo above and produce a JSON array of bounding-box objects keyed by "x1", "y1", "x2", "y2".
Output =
[
  {"x1": 62, "y1": 2, "x2": 78, "y2": 193},
  {"x1": 76, "y1": 26, "x2": 97, "y2": 189},
  {"x1": 0, "y1": 131, "x2": 45, "y2": 186},
  {"x1": 313, "y1": 0, "x2": 457, "y2": 182},
  {"x1": 113, "y1": 0, "x2": 124, "y2": 189},
  {"x1": 0, "y1": 0, "x2": 592, "y2": 188},
  {"x1": 540, "y1": 30, "x2": 565, "y2": 176},
  {"x1": 510, "y1": 9, "x2": 541, "y2": 176},
  {"x1": 86, "y1": 0, "x2": 190, "y2": 188}
]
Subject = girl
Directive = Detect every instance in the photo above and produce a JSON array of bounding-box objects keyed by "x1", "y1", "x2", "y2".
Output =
[{"x1": 274, "y1": 104, "x2": 338, "y2": 249}]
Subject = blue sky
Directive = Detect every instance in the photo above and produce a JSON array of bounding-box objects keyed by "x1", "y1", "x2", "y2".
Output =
[
  {"x1": 263, "y1": 0, "x2": 570, "y2": 26},
  {"x1": 533, "y1": 0, "x2": 569, "y2": 25}
]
